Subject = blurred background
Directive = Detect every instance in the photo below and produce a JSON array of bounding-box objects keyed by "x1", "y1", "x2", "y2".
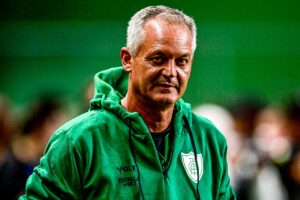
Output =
[
  {"x1": 0, "y1": 0, "x2": 300, "y2": 107},
  {"x1": 0, "y1": 0, "x2": 299, "y2": 199}
]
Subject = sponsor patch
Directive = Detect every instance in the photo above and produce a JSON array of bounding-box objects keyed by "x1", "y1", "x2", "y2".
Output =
[{"x1": 116, "y1": 165, "x2": 138, "y2": 187}]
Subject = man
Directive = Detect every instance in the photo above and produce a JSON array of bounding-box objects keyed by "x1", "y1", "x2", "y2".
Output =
[{"x1": 20, "y1": 5, "x2": 236, "y2": 200}]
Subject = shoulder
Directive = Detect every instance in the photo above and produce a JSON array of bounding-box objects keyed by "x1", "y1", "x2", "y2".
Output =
[
  {"x1": 43, "y1": 108, "x2": 124, "y2": 160},
  {"x1": 190, "y1": 112, "x2": 227, "y2": 148},
  {"x1": 177, "y1": 100, "x2": 227, "y2": 147},
  {"x1": 57, "y1": 110, "x2": 100, "y2": 132},
  {"x1": 51, "y1": 109, "x2": 120, "y2": 143},
  {"x1": 191, "y1": 112, "x2": 218, "y2": 131}
]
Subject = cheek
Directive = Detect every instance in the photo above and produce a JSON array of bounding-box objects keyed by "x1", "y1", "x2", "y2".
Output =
[{"x1": 177, "y1": 67, "x2": 191, "y2": 84}]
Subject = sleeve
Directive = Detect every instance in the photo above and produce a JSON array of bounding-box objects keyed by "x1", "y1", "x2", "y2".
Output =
[
  {"x1": 217, "y1": 146, "x2": 236, "y2": 200},
  {"x1": 19, "y1": 131, "x2": 84, "y2": 200}
]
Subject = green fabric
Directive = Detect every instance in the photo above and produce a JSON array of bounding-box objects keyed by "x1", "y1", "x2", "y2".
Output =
[{"x1": 20, "y1": 66, "x2": 236, "y2": 200}]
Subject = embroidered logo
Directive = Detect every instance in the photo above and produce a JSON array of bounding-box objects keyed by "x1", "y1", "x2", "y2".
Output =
[{"x1": 181, "y1": 152, "x2": 203, "y2": 183}]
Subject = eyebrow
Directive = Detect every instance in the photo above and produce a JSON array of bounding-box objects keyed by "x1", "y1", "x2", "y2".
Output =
[
  {"x1": 150, "y1": 51, "x2": 166, "y2": 56},
  {"x1": 145, "y1": 51, "x2": 167, "y2": 59},
  {"x1": 149, "y1": 51, "x2": 191, "y2": 58},
  {"x1": 179, "y1": 53, "x2": 191, "y2": 57}
]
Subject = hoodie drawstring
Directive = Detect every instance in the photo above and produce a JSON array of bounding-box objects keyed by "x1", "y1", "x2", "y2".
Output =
[
  {"x1": 128, "y1": 119, "x2": 145, "y2": 200},
  {"x1": 183, "y1": 116, "x2": 201, "y2": 200}
]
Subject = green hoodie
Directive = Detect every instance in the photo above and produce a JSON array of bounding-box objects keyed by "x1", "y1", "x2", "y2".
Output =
[{"x1": 20, "y1": 67, "x2": 236, "y2": 200}]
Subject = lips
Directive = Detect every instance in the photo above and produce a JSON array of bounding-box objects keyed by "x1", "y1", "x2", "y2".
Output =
[
  {"x1": 156, "y1": 81, "x2": 179, "y2": 92},
  {"x1": 157, "y1": 82, "x2": 176, "y2": 87}
]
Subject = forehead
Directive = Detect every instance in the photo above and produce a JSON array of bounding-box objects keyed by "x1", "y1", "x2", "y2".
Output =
[{"x1": 139, "y1": 19, "x2": 193, "y2": 55}]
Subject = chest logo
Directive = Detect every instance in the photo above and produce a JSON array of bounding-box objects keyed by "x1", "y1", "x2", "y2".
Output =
[{"x1": 181, "y1": 152, "x2": 203, "y2": 183}]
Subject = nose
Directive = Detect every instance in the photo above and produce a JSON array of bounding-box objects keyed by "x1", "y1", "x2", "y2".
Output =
[{"x1": 162, "y1": 60, "x2": 177, "y2": 78}]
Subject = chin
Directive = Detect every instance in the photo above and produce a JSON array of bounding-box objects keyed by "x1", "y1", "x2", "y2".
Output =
[{"x1": 151, "y1": 96, "x2": 178, "y2": 107}]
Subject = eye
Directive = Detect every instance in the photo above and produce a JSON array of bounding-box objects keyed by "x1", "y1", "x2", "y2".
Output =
[
  {"x1": 148, "y1": 55, "x2": 167, "y2": 66},
  {"x1": 152, "y1": 57, "x2": 163, "y2": 63},
  {"x1": 176, "y1": 57, "x2": 189, "y2": 67}
]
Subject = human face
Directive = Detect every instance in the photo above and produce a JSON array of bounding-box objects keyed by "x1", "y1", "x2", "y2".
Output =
[{"x1": 124, "y1": 19, "x2": 194, "y2": 108}]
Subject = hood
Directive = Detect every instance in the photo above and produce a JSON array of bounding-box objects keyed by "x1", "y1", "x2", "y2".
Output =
[
  {"x1": 90, "y1": 66, "x2": 193, "y2": 132},
  {"x1": 90, "y1": 66, "x2": 128, "y2": 108}
]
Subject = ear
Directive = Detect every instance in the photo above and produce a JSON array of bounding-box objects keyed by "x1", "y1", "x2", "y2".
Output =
[{"x1": 120, "y1": 47, "x2": 132, "y2": 72}]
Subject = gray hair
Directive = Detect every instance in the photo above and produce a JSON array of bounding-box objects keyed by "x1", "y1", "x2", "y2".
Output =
[{"x1": 126, "y1": 5, "x2": 197, "y2": 57}]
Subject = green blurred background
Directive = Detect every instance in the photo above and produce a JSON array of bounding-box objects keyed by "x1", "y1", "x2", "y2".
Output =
[{"x1": 0, "y1": 0, "x2": 299, "y2": 108}]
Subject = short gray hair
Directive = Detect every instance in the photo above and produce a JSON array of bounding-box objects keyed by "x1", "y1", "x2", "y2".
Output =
[{"x1": 126, "y1": 5, "x2": 197, "y2": 57}]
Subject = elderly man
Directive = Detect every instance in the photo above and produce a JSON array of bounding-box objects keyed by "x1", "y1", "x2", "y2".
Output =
[{"x1": 20, "y1": 5, "x2": 236, "y2": 200}]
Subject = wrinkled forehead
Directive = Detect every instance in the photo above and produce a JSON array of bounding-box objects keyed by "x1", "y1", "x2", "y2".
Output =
[
  {"x1": 144, "y1": 18, "x2": 191, "y2": 37},
  {"x1": 139, "y1": 19, "x2": 193, "y2": 56}
]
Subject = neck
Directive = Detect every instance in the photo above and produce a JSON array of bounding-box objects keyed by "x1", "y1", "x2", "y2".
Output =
[{"x1": 121, "y1": 95, "x2": 174, "y2": 133}]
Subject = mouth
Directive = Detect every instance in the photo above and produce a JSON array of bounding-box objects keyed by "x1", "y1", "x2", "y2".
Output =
[
  {"x1": 156, "y1": 82, "x2": 179, "y2": 91},
  {"x1": 157, "y1": 82, "x2": 175, "y2": 87}
]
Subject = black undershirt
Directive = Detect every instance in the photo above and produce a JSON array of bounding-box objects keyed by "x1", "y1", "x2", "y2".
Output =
[{"x1": 150, "y1": 124, "x2": 173, "y2": 157}]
